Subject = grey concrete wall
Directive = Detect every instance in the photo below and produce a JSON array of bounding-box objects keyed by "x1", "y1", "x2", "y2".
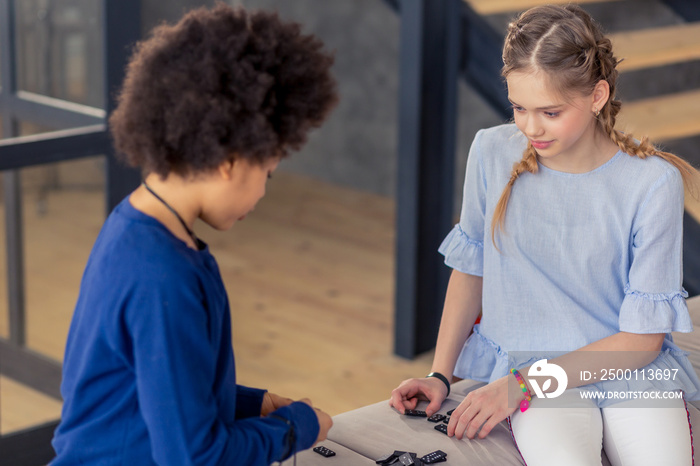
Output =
[
  {"x1": 140, "y1": 0, "x2": 507, "y2": 206},
  {"x1": 142, "y1": 0, "x2": 218, "y2": 32},
  {"x1": 229, "y1": 0, "x2": 505, "y2": 203}
]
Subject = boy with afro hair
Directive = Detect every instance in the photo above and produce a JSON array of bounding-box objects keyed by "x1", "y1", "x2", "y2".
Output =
[{"x1": 51, "y1": 4, "x2": 337, "y2": 465}]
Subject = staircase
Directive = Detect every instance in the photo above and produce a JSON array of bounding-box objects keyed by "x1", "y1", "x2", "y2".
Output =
[{"x1": 450, "y1": 0, "x2": 700, "y2": 295}]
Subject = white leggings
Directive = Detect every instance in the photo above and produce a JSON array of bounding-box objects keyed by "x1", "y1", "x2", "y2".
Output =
[{"x1": 509, "y1": 390, "x2": 693, "y2": 466}]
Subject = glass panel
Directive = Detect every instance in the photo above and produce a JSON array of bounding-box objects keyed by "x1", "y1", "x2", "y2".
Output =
[
  {"x1": 0, "y1": 120, "x2": 105, "y2": 434},
  {"x1": 14, "y1": 121, "x2": 105, "y2": 360},
  {"x1": 22, "y1": 156, "x2": 105, "y2": 359},
  {"x1": 15, "y1": 0, "x2": 103, "y2": 108}
]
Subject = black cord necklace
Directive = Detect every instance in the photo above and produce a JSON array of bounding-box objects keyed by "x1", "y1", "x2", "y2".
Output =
[{"x1": 142, "y1": 181, "x2": 200, "y2": 248}]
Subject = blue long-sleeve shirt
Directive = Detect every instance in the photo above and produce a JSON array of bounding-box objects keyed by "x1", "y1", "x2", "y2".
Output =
[{"x1": 52, "y1": 198, "x2": 318, "y2": 465}]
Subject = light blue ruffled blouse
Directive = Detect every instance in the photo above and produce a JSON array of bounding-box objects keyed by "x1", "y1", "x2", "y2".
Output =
[{"x1": 439, "y1": 124, "x2": 700, "y2": 406}]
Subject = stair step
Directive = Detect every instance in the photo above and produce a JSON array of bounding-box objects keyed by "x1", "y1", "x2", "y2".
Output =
[
  {"x1": 465, "y1": 0, "x2": 621, "y2": 15},
  {"x1": 612, "y1": 23, "x2": 700, "y2": 72},
  {"x1": 461, "y1": 0, "x2": 700, "y2": 222},
  {"x1": 617, "y1": 91, "x2": 700, "y2": 221},
  {"x1": 616, "y1": 89, "x2": 700, "y2": 142},
  {"x1": 617, "y1": 60, "x2": 700, "y2": 102}
]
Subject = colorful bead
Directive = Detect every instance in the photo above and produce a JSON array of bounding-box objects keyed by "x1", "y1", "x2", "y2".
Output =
[
  {"x1": 520, "y1": 399, "x2": 529, "y2": 412},
  {"x1": 510, "y1": 368, "x2": 532, "y2": 413}
]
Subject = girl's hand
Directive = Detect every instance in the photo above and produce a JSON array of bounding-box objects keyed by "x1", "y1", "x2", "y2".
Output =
[
  {"x1": 389, "y1": 376, "x2": 448, "y2": 417},
  {"x1": 261, "y1": 392, "x2": 294, "y2": 416},
  {"x1": 447, "y1": 375, "x2": 518, "y2": 440}
]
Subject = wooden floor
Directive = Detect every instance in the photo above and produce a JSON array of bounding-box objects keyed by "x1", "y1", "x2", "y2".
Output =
[{"x1": 0, "y1": 161, "x2": 433, "y2": 434}]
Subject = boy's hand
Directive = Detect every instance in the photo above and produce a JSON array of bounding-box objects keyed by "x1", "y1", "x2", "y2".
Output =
[
  {"x1": 298, "y1": 398, "x2": 333, "y2": 445},
  {"x1": 261, "y1": 392, "x2": 294, "y2": 416}
]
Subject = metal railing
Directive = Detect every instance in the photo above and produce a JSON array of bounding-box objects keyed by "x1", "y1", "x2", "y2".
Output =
[{"x1": 0, "y1": 0, "x2": 141, "y2": 462}]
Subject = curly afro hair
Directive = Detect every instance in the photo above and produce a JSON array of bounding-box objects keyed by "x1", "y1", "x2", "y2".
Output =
[{"x1": 109, "y1": 3, "x2": 338, "y2": 177}]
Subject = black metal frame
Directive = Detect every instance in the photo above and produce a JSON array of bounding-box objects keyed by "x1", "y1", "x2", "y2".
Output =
[
  {"x1": 460, "y1": 4, "x2": 510, "y2": 117},
  {"x1": 0, "y1": 0, "x2": 141, "y2": 462},
  {"x1": 393, "y1": 0, "x2": 461, "y2": 358},
  {"x1": 662, "y1": 0, "x2": 700, "y2": 21},
  {"x1": 684, "y1": 213, "x2": 700, "y2": 297},
  {"x1": 392, "y1": 0, "x2": 509, "y2": 358},
  {"x1": 1, "y1": 420, "x2": 61, "y2": 466}
]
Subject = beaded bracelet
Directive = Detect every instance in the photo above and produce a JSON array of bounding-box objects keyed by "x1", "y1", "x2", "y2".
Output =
[{"x1": 510, "y1": 368, "x2": 532, "y2": 413}]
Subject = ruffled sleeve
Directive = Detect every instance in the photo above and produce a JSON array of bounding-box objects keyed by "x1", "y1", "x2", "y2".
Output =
[
  {"x1": 438, "y1": 129, "x2": 487, "y2": 276},
  {"x1": 619, "y1": 285, "x2": 692, "y2": 333},
  {"x1": 438, "y1": 225, "x2": 483, "y2": 276},
  {"x1": 618, "y1": 166, "x2": 693, "y2": 334}
]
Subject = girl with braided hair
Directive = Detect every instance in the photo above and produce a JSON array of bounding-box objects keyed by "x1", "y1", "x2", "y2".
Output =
[{"x1": 390, "y1": 4, "x2": 699, "y2": 464}]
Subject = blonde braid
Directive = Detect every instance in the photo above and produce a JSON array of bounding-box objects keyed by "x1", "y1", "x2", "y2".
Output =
[
  {"x1": 597, "y1": 83, "x2": 697, "y2": 190},
  {"x1": 491, "y1": 143, "x2": 539, "y2": 247},
  {"x1": 592, "y1": 33, "x2": 697, "y2": 188}
]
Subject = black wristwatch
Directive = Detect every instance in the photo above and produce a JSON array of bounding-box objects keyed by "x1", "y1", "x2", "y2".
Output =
[{"x1": 427, "y1": 372, "x2": 451, "y2": 396}]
